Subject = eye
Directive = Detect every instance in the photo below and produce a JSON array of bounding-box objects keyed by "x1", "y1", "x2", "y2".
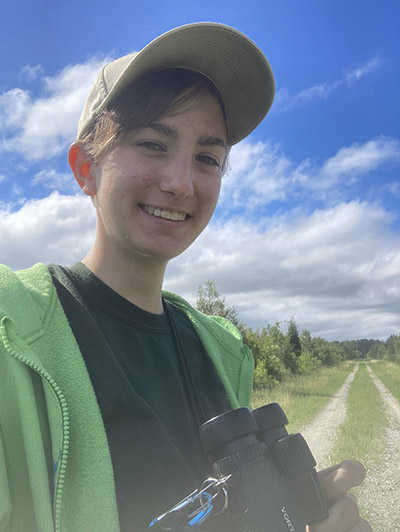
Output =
[
  {"x1": 135, "y1": 140, "x2": 166, "y2": 152},
  {"x1": 197, "y1": 154, "x2": 221, "y2": 167}
]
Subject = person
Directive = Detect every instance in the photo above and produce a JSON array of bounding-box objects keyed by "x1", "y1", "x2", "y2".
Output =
[{"x1": 0, "y1": 22, "x2": 373, "y2": 532}]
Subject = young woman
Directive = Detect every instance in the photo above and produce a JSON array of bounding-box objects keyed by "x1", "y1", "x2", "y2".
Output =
[{"x1": 0, "y1": 23, "x2": 372, "y2": 532}]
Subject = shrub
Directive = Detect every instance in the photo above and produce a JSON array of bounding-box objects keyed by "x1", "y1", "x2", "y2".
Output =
[{"x1": 297, "y1": 352, "x2": 322, "y2": 375}]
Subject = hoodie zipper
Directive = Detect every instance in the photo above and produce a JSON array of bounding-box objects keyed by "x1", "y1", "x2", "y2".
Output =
[{"x1": 2, "y1": 328, "x2": 69, "y2": 532}]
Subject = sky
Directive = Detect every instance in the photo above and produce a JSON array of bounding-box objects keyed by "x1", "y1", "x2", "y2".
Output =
[{"x1": 0, "y1": 0, "x2": 399, "y2": 341}]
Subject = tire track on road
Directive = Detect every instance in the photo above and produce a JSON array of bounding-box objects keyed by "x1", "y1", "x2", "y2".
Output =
[
  {"x1": 366, "y1": 364, "x2": 400, "y2": 421},
  {"x1": 301, "y1": 364, "x2": 359, "y2": 469},
  {"x1": 358, "y1": 365, "x2": 400, "y2": 531}
]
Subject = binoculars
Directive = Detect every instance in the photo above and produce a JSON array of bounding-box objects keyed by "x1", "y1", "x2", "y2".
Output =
[
  {"x1": 148, "y1": 402, "x2": 327, "y2": 531},
  {"x1": 199, "y1": 402, "x2": 328, "y2": 531}
]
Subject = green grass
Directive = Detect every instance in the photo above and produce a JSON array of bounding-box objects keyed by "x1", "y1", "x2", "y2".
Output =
[
  {"x1": 252, "y1": 362, "x2": 355, "y2": 432},
  {"x1": 368, "y1": 360, "x2": 400, "y2": 403},
  {"x1": 328, "y1": 362, "x2": 387, "y2": 471}
]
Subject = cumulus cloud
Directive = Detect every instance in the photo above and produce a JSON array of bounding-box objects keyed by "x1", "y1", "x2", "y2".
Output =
[
  {"x1": 219, "y1": 136, "x2": 400, "y2": 211},
  {"x1": 0, "y1": 192, "x2": 96, "y2": 269},
  {"x1": 0, "y1": 56, "x2": 112, "y2": 161},
  {"x1": 220, "y1": 140, "x2": 291, "y2": 210},
  {"x1": 0, "y1": 88, "x2": 31, "y2": 131},
  {"x1": 320, "y1": 137, "x2": 400, "y2": 179},
  {"x1": 300, "y1": 136, "x2": 400, "y2": 194},
  {"x1": 32, "y1": 168, "x2": 76, "y2": 192},
  {"x1": 165, "y1": 201, "x2": 399, "y2": 340}
]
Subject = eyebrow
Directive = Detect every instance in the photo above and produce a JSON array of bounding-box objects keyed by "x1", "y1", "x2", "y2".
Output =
[
  {"x1": 147, "y1": 122, "x2": 227, "y2": 150},
  {"x1": 198, "y1": 134, "x2": 227, "y2": 150},
  {"x1": 147, "y1": 122, "x2": 177, "y2": 138}
]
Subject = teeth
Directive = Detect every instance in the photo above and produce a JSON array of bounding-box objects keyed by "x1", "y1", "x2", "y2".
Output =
[{"x1": 143, "y1": 205, "x2": 186, "y2": 221}]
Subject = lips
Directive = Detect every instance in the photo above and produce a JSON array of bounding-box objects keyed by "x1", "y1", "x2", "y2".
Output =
[{"x1": 142, "y1": 204, "x2": 188, "y2": 222}]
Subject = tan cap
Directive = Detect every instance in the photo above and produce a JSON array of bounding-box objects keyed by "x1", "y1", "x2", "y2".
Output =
[{"x1": 78, "y1": 22, "x2": 275, "y2": 145}]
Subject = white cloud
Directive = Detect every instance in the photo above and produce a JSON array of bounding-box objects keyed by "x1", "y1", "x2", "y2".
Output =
[
  {"x1": 165, "y1": 200, "x2": 399, "y2": 340},
  {"x1": 345, "y1": 57, "x2": 383, "y2": 84},
  {"x1": 0, "y1": 56, "x2": 112, "y2": 161},
  {"x1": 220, "y1": 140, "x2": 291, "y2": 210},
  {"x1": 0, "y1": 192, "x2": 96, "y2": 269},
  {"x1": 219, "y1": 136, "x2": 400, "y2": 210},
  {"x1": 0, "y1": 88, "x2": 31, "y2": 131},
  {"x1": 275, "y1": 55, "x2": 383, "y2": 112},
  {"x1": 292, "y1": 81, "x2": 342, "y2": 106},
  {"x1": 18, "y1": 64, "x2": 45, "y2": 82},
  {"x1": 380, "y1": 181, "x2": 400, "y2": 198},
  {"x1": 274, "y1": 81, "x2": 343, "y2": 112},
  {"x1": 321, "y1": 137, "x2": 400, "y2": 180},
  {"x1": 32, "y1": 168, "x2": 76, "y2": 192}
]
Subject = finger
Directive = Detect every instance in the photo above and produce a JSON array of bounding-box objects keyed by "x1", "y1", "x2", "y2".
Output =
[
  {"x1": 307, "y1": 493, "x2": 360, "y2": 532},
  {"x1": 318, "y1": 460, "x2": 366, "y2": 502}
]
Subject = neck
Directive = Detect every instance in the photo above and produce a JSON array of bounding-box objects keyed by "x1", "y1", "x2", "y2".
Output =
[{"x1": 82, "y1": 246, "x2": 167, "y2": 314}]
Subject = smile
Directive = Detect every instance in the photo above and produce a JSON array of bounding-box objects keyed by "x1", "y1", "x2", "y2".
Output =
[{"x1": 142, "y1": 205, "x2": 188, "y2": 222}]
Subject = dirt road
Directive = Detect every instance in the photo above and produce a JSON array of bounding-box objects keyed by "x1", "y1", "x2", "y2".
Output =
[
  {"x1": 301, "y1": 363, "x2": 400, "y2": 531},
  {"x1": 301, "y1": 364, "x2": 358, "y2": 469},
  {"x1": 358, "y1": 365, "x2": 400, "y2": 531}
]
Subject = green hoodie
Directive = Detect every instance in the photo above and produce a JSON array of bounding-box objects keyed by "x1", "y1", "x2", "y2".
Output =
[{"x1": 0, "y1": 263, "x2": 254, "y2": 532}]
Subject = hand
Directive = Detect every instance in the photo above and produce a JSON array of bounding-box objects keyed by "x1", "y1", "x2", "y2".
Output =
[{"x1": 307, "y1": 460, "x2": 373, "y2": 532}]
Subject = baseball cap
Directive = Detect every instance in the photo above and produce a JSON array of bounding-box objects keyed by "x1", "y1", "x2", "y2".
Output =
[{"x1": 78, "y1": 22, "x2": 275, "y2": 145}]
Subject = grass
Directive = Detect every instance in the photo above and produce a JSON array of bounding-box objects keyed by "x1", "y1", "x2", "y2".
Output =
[
  {"x1": 368, "y1": 360, "x2": 400, "y2": 403},
  {"x1": 328, "y1": 362, "x2": 387, "y2": 471},
  {"x1": 252, "y1": 362, "x2": 355, "y2": 432}
]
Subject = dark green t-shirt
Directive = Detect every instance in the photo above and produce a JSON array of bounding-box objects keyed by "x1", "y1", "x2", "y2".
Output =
[{"x1": 49, "y1": 263, "x2": 231, "y2": 531}]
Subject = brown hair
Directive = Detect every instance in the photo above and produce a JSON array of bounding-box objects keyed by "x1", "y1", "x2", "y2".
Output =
[{"x1": 80, "y1": 68, "x2": 229, "y2": 165}]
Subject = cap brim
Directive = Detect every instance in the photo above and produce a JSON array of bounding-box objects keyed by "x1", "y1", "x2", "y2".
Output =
[{"x1": 80, "y1": 23, "x2": 275, "y2": 145}]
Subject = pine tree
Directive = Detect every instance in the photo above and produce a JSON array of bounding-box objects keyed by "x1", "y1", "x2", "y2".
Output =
[{"x1": 286, "y1": 319, "x2": 301, "y2": 358}]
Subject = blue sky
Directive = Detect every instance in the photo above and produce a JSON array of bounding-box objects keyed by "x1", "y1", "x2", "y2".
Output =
[{"x1": 1, "y1": 0, "x2": 399, "y2": 340}]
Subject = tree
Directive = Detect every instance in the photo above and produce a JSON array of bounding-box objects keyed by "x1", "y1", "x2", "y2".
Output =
[
  {"x1": 300, "y1": 329, "x2": 313, "y2": 355},
  {"x1": 385, "y1": 334, "x2": 400, "y2": 363},
  {"x1": 286, "y1": 319, "x2": 301, "y2": 358},
  {"x1": 279, "y1": 319, "x2": 300, "y2": 374},
  {"x1": 195, "y1": 280, "x2": 240, "y2": 327},
  {"x1": 242, "y1": 325, "x2": 287, "y2": 385}
]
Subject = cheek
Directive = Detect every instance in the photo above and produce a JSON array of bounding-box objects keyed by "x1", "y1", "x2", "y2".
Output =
[
  {"x1": 207, "y1": 178, "x2": 222, "y2": 208},
  {"x1": 198, "y1": 178, "x2": 221, "y2": 219}
]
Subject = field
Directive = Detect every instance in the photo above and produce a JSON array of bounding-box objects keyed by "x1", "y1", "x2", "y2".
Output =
[{"x1": 252, "y1": 361, "x2": 354, "y2": 432}]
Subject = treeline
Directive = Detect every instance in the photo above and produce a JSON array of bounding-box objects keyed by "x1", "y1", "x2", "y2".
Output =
[
  {"x1": 196, "y1": 280, "x2": 400, "y2": 389},
  {"x1": 332, "y1": 336, "x2": 400, "y2": 363}
]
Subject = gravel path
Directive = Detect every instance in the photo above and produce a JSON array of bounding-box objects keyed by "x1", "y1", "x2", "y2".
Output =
[
  {"x1": 358, "y1": 365, "x2": 400, "y2": 531},
  {"x1": 301, "y1": 364, "x2": 359, "y2": 469},
  {"x1": 300, "y1": 363, "x2": 400, "y2": 531}
]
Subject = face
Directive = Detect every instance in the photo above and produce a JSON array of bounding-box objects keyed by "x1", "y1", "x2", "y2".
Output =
[{"x1": 89, "y1": 91, "x2": 227, "y2": 265}]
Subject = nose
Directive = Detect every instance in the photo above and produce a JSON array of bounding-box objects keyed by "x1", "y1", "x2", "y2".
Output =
[{"x1": 158, "y1": 155, "x2": 194, "y2": 199}]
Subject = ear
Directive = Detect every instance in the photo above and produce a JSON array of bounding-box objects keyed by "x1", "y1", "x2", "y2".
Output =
[{"x1": 68, "y1": 142, "x2": 97, "y2": 196}]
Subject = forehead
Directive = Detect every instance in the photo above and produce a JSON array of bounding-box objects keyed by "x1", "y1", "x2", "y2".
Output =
[{"x1": 146, "y1": 91, "x2": 227, "y2": 142}]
